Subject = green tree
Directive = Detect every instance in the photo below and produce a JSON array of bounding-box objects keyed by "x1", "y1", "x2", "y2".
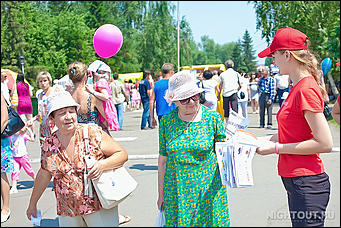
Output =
[
  {"x1": 200, "y1": 35, "x2": 219, "y2": 64},
  {"x1": 216, "y1": 42, "x2": 236, "y2": 64},
  {"x1": 46, "y1": 1, "x2": 70, "y2": 15},
  {"x1": 1, "y1": 1, "x2": 29, "y2": 72},
  {"x1": 250, "y1": 1, "x2": 340, "y2": 78},
  {"x1": 241, "y1": 29, "x2": 257, "y2": 73},
  {"x1": 1, "y1": 0, "x2": 200, "y2": 87},
  {"x1": 179, "y1": 17, "x2": 195, "y2": 68},
  {"x1": 232, "y1": 39, "x2": 244, "y2": 70},
  {"x1": 139, "y1": 1, "x2": 178, "y2": 73}
]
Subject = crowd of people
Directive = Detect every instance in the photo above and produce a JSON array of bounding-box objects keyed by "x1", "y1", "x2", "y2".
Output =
[{"x1": 1, "y1": 26, "x2": 340, "y2": 227}]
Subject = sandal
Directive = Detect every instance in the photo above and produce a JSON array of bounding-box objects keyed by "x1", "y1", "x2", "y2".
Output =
[
  {"x1": 1, "y1": 210, "x2": 11, "y2": 223},
  {"x1": 119, "y1": 215, "x2": 131, "y2": 225}
]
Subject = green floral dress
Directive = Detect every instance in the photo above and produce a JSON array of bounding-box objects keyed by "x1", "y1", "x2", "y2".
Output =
[{"x1": 159, "y1": 105, "x2": 230, "y2": 227}]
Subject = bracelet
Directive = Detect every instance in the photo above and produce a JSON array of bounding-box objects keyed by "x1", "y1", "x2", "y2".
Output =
[{"x1": 275, "y1": 142, "x2": 279, "y2": 154}]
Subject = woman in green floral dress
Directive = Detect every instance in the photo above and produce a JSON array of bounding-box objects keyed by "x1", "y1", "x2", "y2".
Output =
[{"x1": 157, "y1": 71, "x2": 230, "y2": 227}]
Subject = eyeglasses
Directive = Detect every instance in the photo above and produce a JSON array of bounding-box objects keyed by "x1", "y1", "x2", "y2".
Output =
[{"x1": 179, "y1": 93, "x2": 200, "y2": 105}]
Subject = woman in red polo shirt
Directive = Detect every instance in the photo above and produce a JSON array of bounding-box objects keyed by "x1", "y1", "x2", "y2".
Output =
[{"x1": 256, "y1": 27, "x2": 333, "y2": 227}]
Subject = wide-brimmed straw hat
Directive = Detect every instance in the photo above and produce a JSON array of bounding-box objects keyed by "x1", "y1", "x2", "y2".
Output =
[
  {"x1": 47, "y1": 91, "x2": 80, "y2": 117},
  {"x1": 258, "y1": 27, "x2": 308, "y2": 58},
  {"x1": 164, "y1": 71, "x2": 203, "y2": 105}
]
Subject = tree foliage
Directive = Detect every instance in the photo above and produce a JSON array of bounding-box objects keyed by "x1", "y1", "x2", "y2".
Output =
[
  {"x1": 251, "y1": 1, "x2": 340, "y2": 78},
  {"x1": 1, "y1": 1, "x2": 259, "y2": 92},
  {"x1": 241, "y1": 30, "x2": 257, "y2": 73}
]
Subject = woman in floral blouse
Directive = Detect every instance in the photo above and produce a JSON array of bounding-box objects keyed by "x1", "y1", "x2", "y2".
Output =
[{"x1": 26, "y1": 91, "x2": 128, "y2": 227}]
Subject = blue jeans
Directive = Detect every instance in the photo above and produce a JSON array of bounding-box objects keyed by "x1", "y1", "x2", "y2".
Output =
[
  {"x1": 115, "y1": 103, "x2": 124, "y2": 130},
  {"x1": 141, "y1": 100, "x2": 151, "y2": 129}
]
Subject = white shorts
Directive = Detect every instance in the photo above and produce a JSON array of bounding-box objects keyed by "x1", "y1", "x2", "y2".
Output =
[{"x1": 58, "y1": 206, "x2": 118, "y2": 227}]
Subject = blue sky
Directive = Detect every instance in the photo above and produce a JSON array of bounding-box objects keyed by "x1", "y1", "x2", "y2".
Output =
[{"x1": 171, "y1": 1, "x2": 269, "y2": 65}]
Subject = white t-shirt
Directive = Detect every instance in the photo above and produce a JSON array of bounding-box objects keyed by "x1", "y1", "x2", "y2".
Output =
[
  {"x1": 274, "y1": 74, "x2": 289, "y2": 89},
  {"x1": 9, "y1": 133, "x2": 30, "y2": 157},
  {"x1": 202, "y1": 79, "x2": 218, "y2": 102},
  {"x1": 219, "y1": 68, "x2": 241, "y2": 97},
  {"x1": 237, "y1": 77, "x2": 249, "y2": 102}
]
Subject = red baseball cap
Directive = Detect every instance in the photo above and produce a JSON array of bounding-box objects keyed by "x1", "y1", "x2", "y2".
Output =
[{"x1": 258, "y1": 27, "x2": 309, "y2": 58}]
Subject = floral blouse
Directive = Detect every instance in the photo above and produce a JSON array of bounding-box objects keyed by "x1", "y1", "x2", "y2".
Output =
[{"x1": 41, "y1": 123, "x2": 106, "y2": 217}]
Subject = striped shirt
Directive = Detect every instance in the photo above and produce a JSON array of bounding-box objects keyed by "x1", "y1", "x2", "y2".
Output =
[{"x1": 258, "y1": 76, "x2": 276, "y2": 101}]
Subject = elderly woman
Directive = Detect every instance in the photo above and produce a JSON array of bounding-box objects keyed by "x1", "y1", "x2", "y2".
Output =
[
  {"x1": 26, "y1": 91, "x2": 128, "y2": 227},
  {"x1": 157, "y1": 71, "x2": 230, "y2": 226}
]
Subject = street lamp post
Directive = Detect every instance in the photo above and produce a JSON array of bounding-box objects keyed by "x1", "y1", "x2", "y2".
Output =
[{"x1": 19, "y1": 55, "x2": 25, "y2": 75}]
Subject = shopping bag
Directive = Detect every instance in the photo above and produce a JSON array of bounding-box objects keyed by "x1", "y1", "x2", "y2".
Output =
[
  {"x1": 83, "y1": 124, "x2": 138, "y2": 209},
  {"x1": 91, "y1": 166, "x2": 138, "y2": 209}
]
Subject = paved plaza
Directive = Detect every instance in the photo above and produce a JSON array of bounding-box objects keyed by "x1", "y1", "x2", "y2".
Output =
[{"x1": 2, "y1": 105, "x2": 340, "y2": 227}]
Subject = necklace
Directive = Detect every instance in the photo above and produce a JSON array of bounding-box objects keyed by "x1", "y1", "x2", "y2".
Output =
[
  {"x1": 178, "y1": 105, "x2": 202, "y2": 133},
  {"x1": 178, "y1": 105, "x2": 201, "y2": 123}
]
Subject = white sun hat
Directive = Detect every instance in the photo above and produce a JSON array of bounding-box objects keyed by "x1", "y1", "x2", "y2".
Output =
[
  {"x1": 47, "y1": 91, "x2": 81, "y2": 117},
  {"x1": 88, "y1": 60, "x2": 111, "y2": 73},
  {"x1": 164, "y1": 70, "x2": 204, "y2": 105}
]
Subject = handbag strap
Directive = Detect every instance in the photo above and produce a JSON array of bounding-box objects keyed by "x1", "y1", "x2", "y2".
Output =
[
  {"x1": 83, "y1": 124, "x2": 90, "y2": 156},
  {"x1": 82, "y1": 124, "x2": 94, "y2": 197},
  {"x1": 4, "y1": 97, "x2": 11, "y2": 107}
]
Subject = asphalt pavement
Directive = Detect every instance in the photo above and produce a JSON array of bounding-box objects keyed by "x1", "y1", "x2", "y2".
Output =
[{"x1": 1, "y1": 104, "x2": 340, "y2": 227}]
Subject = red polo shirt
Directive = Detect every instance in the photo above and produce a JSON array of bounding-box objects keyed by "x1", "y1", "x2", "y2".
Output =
[{"x1": 277, "y1": 76, "x2": 324, "y2": 177}]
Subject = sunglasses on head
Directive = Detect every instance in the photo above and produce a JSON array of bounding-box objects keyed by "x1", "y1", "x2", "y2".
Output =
[{"x1": 179, "y1": 93, "x2": 200, "y2": 105}]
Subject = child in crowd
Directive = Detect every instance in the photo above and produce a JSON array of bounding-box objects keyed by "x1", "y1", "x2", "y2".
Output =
[
  {"x1": 87, "y1": 70, "x2": 120, "y2": 131},
  {"x1": 9, "y1": 124, "x2": 35, "y2": 194},
  {"x1": 130, "y1": 84, "x2": 141, "y2": 110}
]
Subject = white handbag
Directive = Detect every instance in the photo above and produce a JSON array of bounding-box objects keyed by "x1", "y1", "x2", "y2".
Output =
[{"x1": 83, "y1": 125, "x2": 138, "y2": 209}]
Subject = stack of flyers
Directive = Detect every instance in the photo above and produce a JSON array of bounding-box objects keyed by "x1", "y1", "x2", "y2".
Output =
[
  {"x1": 215, "y1": 130, "x2": 258, "y2": 188},
  {"x1": 225, "y1": 110, "x2": 249, "y2": 139},
  {"x1": 216, "y1": 109, "x2": 259, "y2": 188}
]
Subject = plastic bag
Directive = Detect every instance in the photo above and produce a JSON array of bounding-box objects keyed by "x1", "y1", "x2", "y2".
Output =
[
  {"x1": 154, "y1": 209, "x2": 165, "y2": 227},
  {"x1": 30, "y1": 209, "x2": 42, "y2": 226}
]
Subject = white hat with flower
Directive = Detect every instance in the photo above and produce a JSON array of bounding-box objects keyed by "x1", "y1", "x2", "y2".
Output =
[{"x1": 164, "y1": 71, "x2": 204, "y2": 105}]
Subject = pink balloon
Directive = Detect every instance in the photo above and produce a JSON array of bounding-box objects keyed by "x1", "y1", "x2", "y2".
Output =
[{"x1": 93, "y1": 24, "x2": 123, "y2": 58}]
